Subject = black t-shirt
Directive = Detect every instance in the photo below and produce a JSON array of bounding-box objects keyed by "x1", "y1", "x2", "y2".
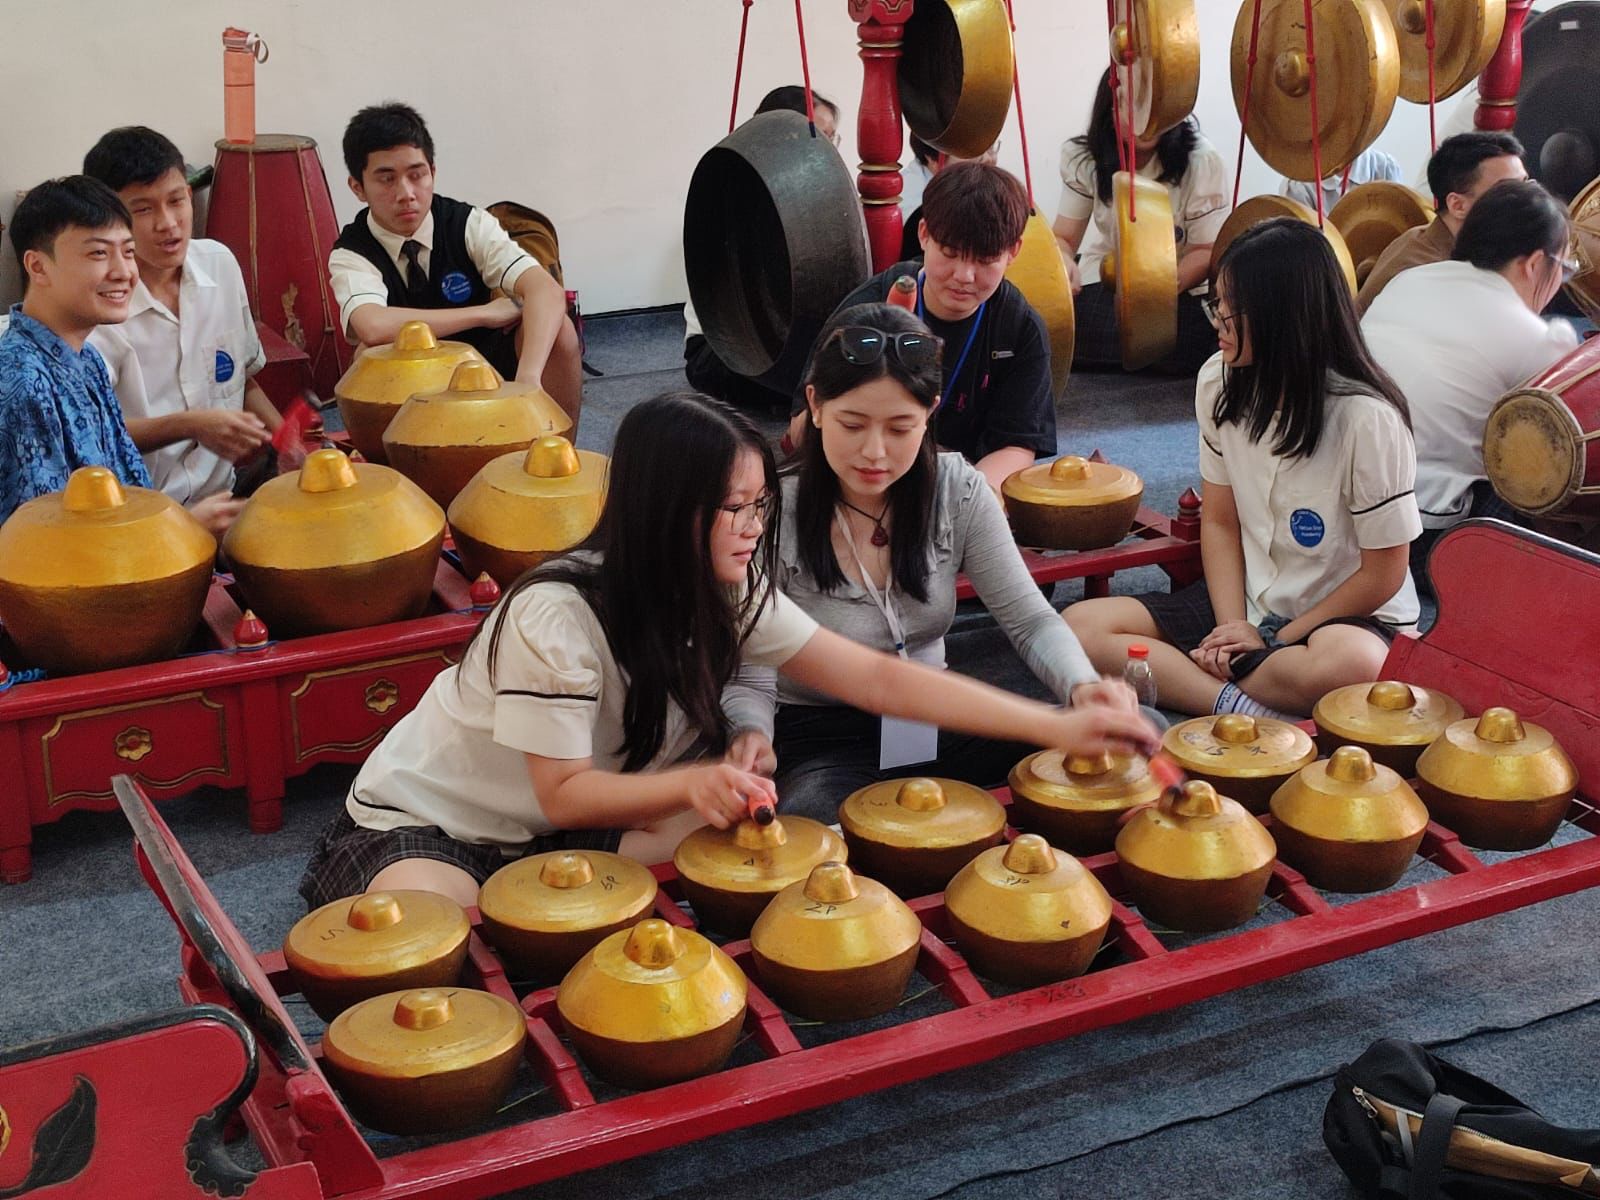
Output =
[{"x1": 792, "y1": 260, "x2": 1056, "y2": 463}]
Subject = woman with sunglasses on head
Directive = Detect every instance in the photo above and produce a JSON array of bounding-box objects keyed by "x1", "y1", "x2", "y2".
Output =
[
  {"x1": 1065, "y1": 219, "x2": 1422, "y2": 721},
  {"x1": 300, "y1": 391, "x2": 1158, "y2": 909},
  {"x1": 725, "y1": 304, "x2": 1141, "y2": 821}
]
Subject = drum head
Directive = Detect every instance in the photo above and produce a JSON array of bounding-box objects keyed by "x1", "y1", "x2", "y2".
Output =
[{"x1": 1483, "y1": 391, "x2": 1584, "y2": 515}]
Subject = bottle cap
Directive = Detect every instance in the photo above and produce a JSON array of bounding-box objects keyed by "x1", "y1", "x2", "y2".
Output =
[{"x1": 1127, "y1": 644, "x2": 1150, "y2": 660}]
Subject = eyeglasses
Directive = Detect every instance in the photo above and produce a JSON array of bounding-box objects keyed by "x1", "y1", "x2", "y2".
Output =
[
  {"x1": 1201, "y1": 296, "x2": 1239, "y2": 331},
  {"x1": 1557, "y1": 253, "x2": 1581, "y2": 285},
  {"x1": 828, "y1": 326, "x2": 944, "y2": 371},
  {"x1": 717, "y1": 490, "x2": 775, "y2": 533}
]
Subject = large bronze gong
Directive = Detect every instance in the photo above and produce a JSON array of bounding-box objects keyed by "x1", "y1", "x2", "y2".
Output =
[
  {"x1": 1515, "y1": 1, "x2": 1600, "y2": 202},
  {"x1": 1329, "y1": 183, "x2": 1435, "y2": 287},
  {"x1": 1110, "y1": 0, "x2": 1201, "y2": 140},
  {"x1": 1003, "y1": 212, "x2": 1075, "y2": 401},
  {"x1": 1567, "y1": 175, "x2": 1600, "y2": 321},
  {"x1": 1211, "y1": 196, "x2": 1360, "y2": 294},
  {"x1": 684, "y1": 110, "x2": 871, "y2": 394},
  {"x1": 899, "y1": 0, "x2": 1014, "y2": 159},
  {"x1": 1381, "y1": 0, "x2": 1505, "y2": 102},
  {"x1": 1106, "y1": 172, "x2": 1178, "y2": 371}
]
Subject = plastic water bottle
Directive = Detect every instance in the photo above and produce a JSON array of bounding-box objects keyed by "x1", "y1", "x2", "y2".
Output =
[{"x1": 1123, "y1": 644, "x2": 1158, "y2": 708}]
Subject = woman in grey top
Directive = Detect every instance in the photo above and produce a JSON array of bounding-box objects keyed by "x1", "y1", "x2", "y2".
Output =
[{"x1": 724, "y1": 303, "x2": 1136, "y2": 820}]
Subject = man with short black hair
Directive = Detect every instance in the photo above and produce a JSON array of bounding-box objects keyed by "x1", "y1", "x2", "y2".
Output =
[{"x1": 786, "y1": 161, "x2": 1055, "y2": 492}]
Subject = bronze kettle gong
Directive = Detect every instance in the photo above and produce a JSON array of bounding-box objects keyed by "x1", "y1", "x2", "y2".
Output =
[
  {"x1": 1160, "y1": 713, "x2": 1317, "y2": 815},
  {"x1": 333, "y1": 321, "x2": 487, "y2": 464},
  {"x1": 1269, "y1": 746, "x2": 1430, "y2": 892},
  {"x1": 673, "y1": 814, "x2": 848, "y2": 938},
  {"x1": 1415, "y1": 707, "x2": 1578, "y2": 850},
  {"x1": 838, "y1": 776, "x2": 1007, "y2": 899},
  {"x1": 1312, "y1": 679, "x2": 1465, "y2": 779},
  {"x1": 1007, "y1": 748, "x2": 1163, "y2": 855}
]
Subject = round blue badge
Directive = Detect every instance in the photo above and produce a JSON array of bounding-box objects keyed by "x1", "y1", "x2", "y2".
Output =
[
  {"x1": 440, "y1": 271, "x2": 473, "y2": 304},
  {"x1": 214, "y1": 349, "x2": 235, "y2": 383},
  {"x1": 1289, "y1": 508, "x2": 1325, "y2": 548}
]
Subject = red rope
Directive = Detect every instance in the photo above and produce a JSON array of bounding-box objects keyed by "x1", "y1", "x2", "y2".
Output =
[
  {"x1": 1125, "y1": 0, "x2": 1139, "y2": 218},
  {"x1": 793, "y1": 0, "x2": 818, "y2": 137},
  {"x1": 1232, "y1": 0, "x2": 1264, "y2": 210},
  {"x1": 1340, "y1": 161, "x2": 1354, "y2": 197},
  {"x1": 1424, "y1": 0, "x2": 1439, "y2": 152},
  {"x1": 1303, "y1": 0, "x2": 1326, "y2": 226},
  {"x1": 1002, "y1": 0, "x2": 1035, "y2": 208},
  {"x1": 729, "y1": 0, "x2": 754, "y2": 135}
]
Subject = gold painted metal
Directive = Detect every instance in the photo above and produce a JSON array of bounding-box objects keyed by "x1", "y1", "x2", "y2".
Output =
[
  {"x1": 1565, "y1": 176, "x2": 1600, "y2": 323},
  {"x1": 1312, "y1": 679, "x2": 1465, "y2": 778},
  {"x1": 673, "y1": 815, "x2": 847, "y2": 937},
  {"x1": 333, "y1": 321, "x2": 488, "y2": 464},
  {"x1": 477, "y1": 850, "x2": 658, "y2": 985},
  {"x1": 321, "y1": 987, "x2": 526, "y2": 1134},
  {"x1": 1003, "y1": 212, "x2": 1076, "y2": 403},
  {"x1": 1112, "y1": 172, "x2": 1178, "y2": 371},
  {"x1": 113, "y1": 726, "x2": 154, "y2": 762},
  {"x1": 447, "y1": 437, "x2": 608, "y2": 588},
  {"x1": 223, "y1": 449, "x2": 446, "y2": 637},
  {"x1": 944, "y1": 834, "x2": 1114, "y2": 985},
  {"x1": 1110, "y1": 0, "x2": 1201, "y2": 139},
  {"x1": 1210, "y1": 195, "x2": 1359, "y2": 293},
  {"x1": 1002, "y1": 454, "x2": 1144, "y2": 551},
  {"x1": 839, "y1": 776, "x2": 1007, "y2": 898},
  {"x1": 283, "y1": 890, "x2": 471, "y2": 1022},
  {"x1": 1231, "y1": 0, "x2": 1400, "y2": 181},
  {"x1": 557, "y1": 918, "x2": 748, "y2": 1090},
  {"x1": 750, "y1": 861, "x2": 923, "y2": 1021},
  {"x1": 381, "y1": 360, "x2": 572, "y2": 511},
  {"x1": 1415, "y1": 708, "x2": 1578, "y2": 849},
  {"x1": 0, "y1": 467, "x2": 216, "y2": 674},
  {"x1": 1382, "y1": 0, "x2": 1505, "y2": 102},
  {"x1": 1329, "y1": 183, "x2": 1436, "y2": 286},
  {"x1": 898, "y1": 0, "x2": 1014, "y2": 159},
  {"x1": 1161, "y1": 714, "x2": 1317, "y2": 815},
  {"x1": 1007, "y1": 749, "x2": 1164, "y2": 855},
  {"x1": 1269, "y1": 746, "x2": 1430, "y2": 892},
  {"x1": 1115, "y1": 780, "x2": 1278, "y2": 931}
]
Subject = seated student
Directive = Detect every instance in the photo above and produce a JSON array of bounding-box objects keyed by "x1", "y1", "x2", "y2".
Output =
[
  {"x1": 1357, "y1": 131, "x2": 1525, "y2": 315},
  {"x1": 724, "y1": 304, "x2": 1134, "y2": 821},
  {"x1": 1280, "y1": 147, "x2": 1403, "y2": 216},
  {"x1": 897, "y1": 137, "x2": 1000, "y2": 262},
  {"x1": 327, "y1": 102, "x2": 583, "y2": 431},
  {"x1": 1053, "y1": 68, "x2": 1227, "y2": 375},
  {"x1": 1364, "y1": 179, "x2": 1579, "y2": 581},
  {"x1": 683, "y1": 86, "x2": 842, "y2": 413},
  {"x1": 83, "y1": 126, "x2": 284, "y2": 516},
  {"x1": 1066, "y1": 219, "x2": 1421, "y2": 720},
  {"x1": 784, "y1": 162, "x2": 1055, "y2": 494},
  {"x1": 300, "y1": 392, "x2": 1158, "y2": 908}
]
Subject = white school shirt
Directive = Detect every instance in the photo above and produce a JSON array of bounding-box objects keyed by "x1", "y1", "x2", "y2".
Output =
[
  {"x1": 327, "y1": 206, "x2": 538, "y2": 340},
  {"x1": 1055, "y1": 133, "x2": 1229, "y2": 296},
  {"x1": 1363, "y1": 261, "x2": 1578, "y2": 530},
  {"x1": 345, "y1": 577, "x2": 819, "y2": 850},
  {"x1": 1195, "y1": 354, "x2": 1423, "y2": 627},
  {"x1": 87, "y1": 239, "x2": 265, "y2": 504}
]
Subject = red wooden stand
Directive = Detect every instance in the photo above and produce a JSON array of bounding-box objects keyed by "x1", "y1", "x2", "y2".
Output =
[
  {"x1": 1475, "y1": 0, "x2": 1535, "y2": 131},
  {"x1": 850, "y1": 0, "x2": 914, "y2": 270}
]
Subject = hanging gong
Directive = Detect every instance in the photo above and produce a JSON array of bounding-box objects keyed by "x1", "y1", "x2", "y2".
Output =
[
  {"x1": 899, "y1": 0, "x2": 1015, "y2": 159},
  {"x1": 1329, "y1": 182, "x2": 1435, "y2": 287},
  {"x1": 1231, "y1": 0, "x2": 1401, "y2": 182},
  {"x1": 1381, "y1": 0, "x2": 1505, "y2": 102},
  {"x1": 1110, "y1": 0, "x2": 1202, "y2": 140},
  {"x1": 1003, "y1": 212, "x2": 1075, "y2": 402},
  {"x1": 1209, "y1": 195, "x2": 1360, "y2": 294},
  {"x1": 1104, "y1": 172, "x2": 1178, "y2": 371},
  {"x1": 1516, "y1": 2, "x2": 1600, "y2": 202},
  {"x1": 1567, "y1": 176, "x2": 1600, "y2": 321}
]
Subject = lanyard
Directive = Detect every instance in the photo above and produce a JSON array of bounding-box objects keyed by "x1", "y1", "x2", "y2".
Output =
[
  {"x1": 917, "y1": 270, "x2": 985, "y2": 395},
  {"x1": 835, "y1": 508, "x2": 909, "y2": 658}
]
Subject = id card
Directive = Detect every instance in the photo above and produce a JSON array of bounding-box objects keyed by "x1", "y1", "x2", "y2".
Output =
[{"x1": 879, "y1": 716, "x2": 940, "y2": 770}]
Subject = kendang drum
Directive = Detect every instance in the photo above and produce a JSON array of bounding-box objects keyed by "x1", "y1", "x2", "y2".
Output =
[{"x1": 1483, "y1": 336, "x2": 1600, "y2": 520}]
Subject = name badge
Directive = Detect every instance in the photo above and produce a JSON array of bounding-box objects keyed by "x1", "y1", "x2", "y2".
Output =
[{"x1": 879, "y1": 716, "x2": 940, "y2": 770}]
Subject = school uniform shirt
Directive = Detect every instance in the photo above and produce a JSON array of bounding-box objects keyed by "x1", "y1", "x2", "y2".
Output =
[
  {"x1": 1356, "y1": 217, "x2": 1455, "y2": 315},
  {"x1": 87, "y1": 239, "x2": 265, "y2": 504},
  {"x1": 1363, "y1": 261, "x2": 1579, "y2": 529},
  {"x1": 1195, "y1": 353, "x2": 1423, "y2": 628},
  {"x1": 344, "y1": 575, "x2": 819, "y2": 850},
  {"x1": 1056, "y1": 133, "x2": 1229, "y2": 296},
  {"x1": 790, "y1": 261, "x2": 1057, "y2": 462},
  {"x1": 1280, "y1": 149, "x2": 1405, "y2": 216}
]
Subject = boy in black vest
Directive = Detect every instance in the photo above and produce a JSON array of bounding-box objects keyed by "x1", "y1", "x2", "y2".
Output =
[{"x1": 328, "y1": 103, "x2": 581, "y2": 431}]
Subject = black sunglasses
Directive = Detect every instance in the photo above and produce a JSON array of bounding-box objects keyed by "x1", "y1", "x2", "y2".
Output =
[{"x1": 829, "y1": 325, "x2": 943, "y2": 371}]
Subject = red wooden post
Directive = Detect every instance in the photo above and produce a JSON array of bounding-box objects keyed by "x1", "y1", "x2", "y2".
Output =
[
  {"x1": 1475, "y1": 0, "x2": 1534, "y2": 130},
  {"x1": 851, "y1": 0, "x2": 914, "y2": 270}
]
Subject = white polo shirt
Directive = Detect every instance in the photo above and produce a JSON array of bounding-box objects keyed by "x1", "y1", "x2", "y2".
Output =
[
  {"x1": 1363, "y1": 261, "x2": 1578, "y2": 530},
  {"x1": 87, "y1": 238, "x2": 265, "y2": 505},
  {"x1": 346, "y1": 576, "x2": 820, "y2": 850},
  {"x1": 1196, "y1": 354, "x2": 1423, "y2": 628},
  {"x1": 327, "y1": 207, "x2": 538, "y2": 340}
]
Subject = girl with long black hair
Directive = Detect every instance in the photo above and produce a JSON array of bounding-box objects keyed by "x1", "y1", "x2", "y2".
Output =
[
  {"x1": 301, "y1": 392, "x2": 1158, "y2": 908},
  {"x1": 1066, "y1": 219, "x2": 1422, "y2": 719}
]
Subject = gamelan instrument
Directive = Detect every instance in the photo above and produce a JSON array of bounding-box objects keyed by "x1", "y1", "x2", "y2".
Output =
[
  {"x1": 1006, "y1": 749, "x2": 1163, "y2": 856},
  {"x1": 381, "y1": 360, "x2": 572, "y2": 511},
  {"x1": 1329, "y1": 183, "x2": 1436, "y2": 288},
  {"x1": 222, "y1": 448, "x2": 446, "y2": 638},
  {"x1": 1211, "y1": 196, "x2": 1360, "y2": 293},
  {"x1": 0, "y1": 467, "x2": 215, "y2": 675},
  {"x1": 1381, "y1": 0, "x2": 1506, "y2": 102},
  {"x1": 1104, "y1": 172, "x2": 1178, "y2": 371},
  {"x1": 1002, "y1": 454, "x2": 1144, "y2": 551},
  {"x1": 1482, "y1": 335, "x2": 1600, "y2": 520},
  {"x1": 1159, "y1": 713, "x2": 1318, "y2": 815},
  {"x1": 944, "y1": 833, "x2": 1114, "y2": 986},
  {"x1": 898, "y1": 0, "x2": 1014, "y2": 159},
  {"x1": 476, "y1": 850, "x2": 657, "y2": 985},
  {"x1": 672, "y1": 814, "x2": 847, "y2": 937},
  {"x1": 749, "y1": 861, "x2": 922, "y2": 1022},
  {"x1": 1109, "y1": 0, "x2": 1201, "y2": 141},
  {"x1": 1564, "y1": 175, "x2": 1600, "y2": 323},
  {"x1": 333, "y1": 321, "x2": 487, "y2": 465},
  {"x1": 1415, "y1": 707, "x2": 1578, "y2": 849},
  {"x1": 1269, "y1": 746, "x2": 1430, "y2": 892},
  {"x1": 1312, "y1": 679, "x2": 1466, "y2": 778},
  {"x1": 1515, "y1": 1, "x2": 1600, "y2": 201},
  {"x1": 838, "y1": 776, "x2": 1007, "y2": 898},
  {"x1": 282, "y1": 890, "x2": 470, "y2": 1022},
  {"x1": 1003, "y1": 212, "x2": 1076, "y2": 403},
  {"x1": 556, "y1": 918, "x2": 748, "y2": 1090}
]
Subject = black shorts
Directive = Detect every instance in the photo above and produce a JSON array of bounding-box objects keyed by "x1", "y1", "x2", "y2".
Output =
[
  {"x1": 297, "y1": 808, "x2": 624, "y2": 912},
  {"x1": 1134, "y1": 579, "x2": 1399, "y2": 681}
]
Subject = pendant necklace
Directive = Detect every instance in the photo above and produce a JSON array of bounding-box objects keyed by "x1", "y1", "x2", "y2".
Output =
[{"x1": 838, "y1": 498, "x2": 890, "y2": 547}]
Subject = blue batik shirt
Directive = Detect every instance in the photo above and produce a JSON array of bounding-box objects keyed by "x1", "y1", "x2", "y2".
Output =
[{"x1": 0, "y1": 305, "x2": 153, "y2": 523}]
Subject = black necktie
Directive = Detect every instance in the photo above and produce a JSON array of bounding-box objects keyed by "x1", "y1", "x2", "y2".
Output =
[{"x1": 400, "y1": 239, "x2": 427, "y2": 303}]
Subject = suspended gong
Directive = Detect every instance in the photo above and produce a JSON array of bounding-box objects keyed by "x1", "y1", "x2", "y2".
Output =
[
  {"x1": 1566, "y1": 175, "x2": 1600, "y2": 321},
  {"x1": 1231, "y1": 0, "x2": 1401, "y2": 182},
  {"x1": 1102, "y1": 172, "x2": 1178, "y2": 371},
  {"x1": 1209, "y1": 195, "x2": 1360, "y2": 294},
  {"x1": 1515, "y1": 1, "x2": 1600, "y2": 202},
  {"x1": 1381, "y1": 0, "x2": 1505, "y2": 102},
  {"x1": 1329, "y1": 182, "x2": 1436, "y2": 287},
  {"x1": 1004, "y1": 213, "x2": 1076, "y2": 402},
  {"x1": 1109, "y1": 0, "x2": 1202, "y2": 140},
  {"x1": 899, "y1": 0, "x2": 1015, "y2": 159}
]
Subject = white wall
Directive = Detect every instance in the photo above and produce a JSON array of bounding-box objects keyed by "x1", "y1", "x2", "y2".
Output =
[{"x1": 0, "y1": 0, "x2": 1528, "y2": 314}]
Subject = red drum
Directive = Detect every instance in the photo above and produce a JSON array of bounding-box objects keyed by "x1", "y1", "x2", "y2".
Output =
[
  {"x1": 1483, "y1": 336, "x2": 1600, "y2": 519},
  {"x1": 206, "y1": 134, "x2": 352, "y2": 399}
]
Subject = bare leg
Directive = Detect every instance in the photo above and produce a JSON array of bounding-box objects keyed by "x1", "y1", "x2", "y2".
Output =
[
  {"x1": 539, "y1": 316, "x2": 584, "y2": 438},
  {"x1": 1234, "y1": 623, "x2": 1390, "y2": 716},
  {"x1": 1064, "y1": 598, "x2": 1225, "y2": 716},
  {"x1": 619, "y1": 806, "x2": 706, "y2": 868},
  {"x1": 368, "y1": 857, "x2": 482, "y2": 908}
]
